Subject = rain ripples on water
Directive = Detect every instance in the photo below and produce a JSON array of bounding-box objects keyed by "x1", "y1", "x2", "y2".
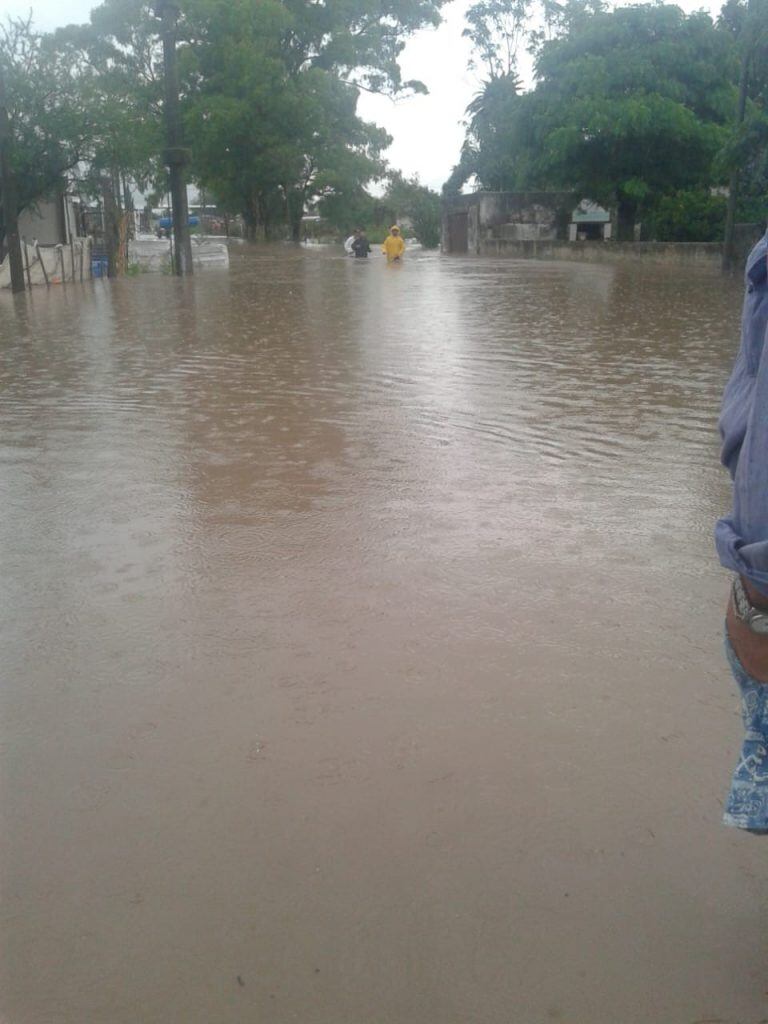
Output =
[{"x1": 2, "y1": 245, "x2": 762, "y2": 1024}]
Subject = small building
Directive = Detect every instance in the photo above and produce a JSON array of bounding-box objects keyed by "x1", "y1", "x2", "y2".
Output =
[
  {"x1": 569, "y1": 200, "x2": 611, "y2": 241},
  {"x1": 18, "y1": 193, "x2": 87, "y2": 246},
  {"x1": 442, "y1": 191, "x2": 575, "y2": 254},
  {"x1": 1, "y1": 191, "x2": 92, "y2": 288}
]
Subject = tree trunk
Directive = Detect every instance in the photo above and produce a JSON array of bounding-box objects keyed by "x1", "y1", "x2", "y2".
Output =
[
  {"x1": 158, "y1": 0, "x2": 193, "y2": 276},
  {"x1": 102, "y1": 178, "x2": 120, "y2": 279},
  {"x1": 122, "y1": 174, "x2": 135, "y2": 240},
  {"x1": 0, "y1": 70, "x2": 25, "y2": 293},
  {"x1": 616, "y1": 196, "x2": 637, "y2": 242},
  {"x1": 243, "y1": 194, "x2": 262, "y2": 241},
  {"x1": 287, "y1": 188, "x2": 304, "y2": 243}
]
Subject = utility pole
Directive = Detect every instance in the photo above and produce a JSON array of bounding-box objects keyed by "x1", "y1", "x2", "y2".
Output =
[
  {"x1": 155, "y1": 0, "x2": 193, "y2": 276},
  {"x1": 0, "y1": 67, "x2": 26, "y2": 293}
]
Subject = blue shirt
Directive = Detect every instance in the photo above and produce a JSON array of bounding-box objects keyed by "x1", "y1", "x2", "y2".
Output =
[{"x1": 716, "y1": 231, "x2": 768, "y2": 595}]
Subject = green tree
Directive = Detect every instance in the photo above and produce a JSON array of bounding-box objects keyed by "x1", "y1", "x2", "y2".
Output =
[
  {"x1": 182, "y1": 0, "x2": 444, "y2": 239},
  {"x1": 449, "y1": 4, "x2": 740, "y2": 240},
  {"x1": 718, "y1": 0, "x2": 768, "y2": 269},
  {"x1": 446, "y1": 72, "x2": 524, "y2": 192},
  {"x1": 316, "y1": 186, "x2": 396, "y2": 240},
  {"x1": 385, "y1": 172, "x2": 441, "y2": 247},
  {"x1": 448, "y1": 0, "x2": 606, "y2": 194},
  {"x1": 52, "y1": 1, "x2": 166, "y2": 219},
  {"x1": 529, "y1": 5, "x2": 737, "y2": 237},
  {"x1": 463, "y1": 0, "x2": 532, "y2": 80},
  {"x1": 644, "y1": 188, "x2": 727, "y2": 243},
  {"x1": 0, "y1": 15, "x2": 93, "y2": 268}
]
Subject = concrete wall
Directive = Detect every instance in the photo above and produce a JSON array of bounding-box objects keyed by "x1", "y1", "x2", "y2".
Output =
[
  {"x1": 17, "y1": 196, "x2": 86, "y2": 246},
  {"x1": 18, "y1": 199, "x2": 66, "y2": 246},
  {"x1": 443, "y1": 192, "x2": 765, "y2": 267},
  {"x1": 128, "y1": 236, "x2": 230, "y2": 272},
  {"x1": 477, "y1": 238, "x2": 758, "y2": 269},
  {"x1": 0, "y1": 238, "x2": 92, "y2": 288},
  {"x1": 442, "y1": 192, "x2": 574, "y2": 253}
]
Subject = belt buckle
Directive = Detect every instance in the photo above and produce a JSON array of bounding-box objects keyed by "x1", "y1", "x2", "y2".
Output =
[{"x1": 733, "y1": 576, "x2": 768, "y2": 635}]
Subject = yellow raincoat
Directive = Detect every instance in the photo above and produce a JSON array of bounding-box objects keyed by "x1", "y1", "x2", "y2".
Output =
[{"x1": 382, "y1": 227, "x2": 405, "y2": 262}]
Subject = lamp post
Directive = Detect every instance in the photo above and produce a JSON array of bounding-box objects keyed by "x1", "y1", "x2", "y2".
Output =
[{"x1": 154, "y1": 0, "x2": 193, "y2": 276}]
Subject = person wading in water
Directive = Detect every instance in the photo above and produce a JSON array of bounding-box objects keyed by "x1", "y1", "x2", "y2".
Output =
[
  {"x1": 381, "y1": 225, "x2": 405, "y2": 263},
  {"x1": 351, "y1": 229, "x2": 371, "y2": 259}
]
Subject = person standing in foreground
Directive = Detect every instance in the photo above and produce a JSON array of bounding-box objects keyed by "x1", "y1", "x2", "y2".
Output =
[
  {"x1": 717, "y1": 230, "x2": 768, "y2": 832},
  {"x1": 382, "y1": 225, "x2": 405, "y2": 263}
]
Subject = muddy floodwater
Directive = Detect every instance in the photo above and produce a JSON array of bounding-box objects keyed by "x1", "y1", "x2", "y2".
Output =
[{"x1": 1, "y1": 246, "x2": 766, "y2": 1023}]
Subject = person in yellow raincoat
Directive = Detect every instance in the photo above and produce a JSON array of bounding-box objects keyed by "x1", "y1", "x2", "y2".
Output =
[{"x1": 381, "y1": 225, "x2": 405, "y2": 263}]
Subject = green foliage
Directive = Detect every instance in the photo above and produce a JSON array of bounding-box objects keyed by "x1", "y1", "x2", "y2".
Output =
[
  {"x1": 462, "y1": 0, "x2": 607, "y2": 81},
  {"x1": 52, "y1": 2, "x2": 165, "y2": 200},
  {"x1": 453, "y1": 72, "x2": 524, "y2": 192},
  {"x1": 449, "y1": 3, "x2": 743, "y2": 241},
  {"x1": 384, "y1": 172, "x2": 441, "y2": 247},
  {"x1": 529, "y1": 2, "x2": 738, "y2": 232},
  {"x1": 644, "y1": 189, "x2": 727, "y2": 243},
  {"x1": 181, "y1": 0, "x2": 444, "y2": 238},
  {"x1": 716, "y1": 0, "x2": 768, "y2": 214},
  {"x1": 463, "y1": 0, "x2": 531, "y2": 80},
  {"x1": 0, "y1": 17, "x2": 93, "y2": 217},
  {"x1": 318, "y1": 187, "x2": 394, "y2": 237},
  {"x1": 3, "y1": 0, "x2": 447, "y2": 249}
]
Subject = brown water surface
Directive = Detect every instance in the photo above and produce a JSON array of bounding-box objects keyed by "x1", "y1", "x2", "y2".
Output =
[{"x1": 1, "y1": 246, "x2": 764, "y2": 1024}]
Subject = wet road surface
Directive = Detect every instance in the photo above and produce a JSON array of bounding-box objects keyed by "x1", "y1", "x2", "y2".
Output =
[{"x1": 1, "y1": 246, "x2": 765, "y2": 1023}]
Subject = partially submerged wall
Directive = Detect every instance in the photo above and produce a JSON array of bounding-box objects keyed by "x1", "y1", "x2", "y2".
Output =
[
  {"x1": 128, "y1": 236, "x2": 230, "y2": 271},
  {"x1": 478, "y1": 238, "x2": 757, "y2": 269},
  {"x1": 0, "y1": 239, "x2": 92, "y2": 288},
  {"x1": 443, "y1": 192, "x2": 764, "y2": 267}
]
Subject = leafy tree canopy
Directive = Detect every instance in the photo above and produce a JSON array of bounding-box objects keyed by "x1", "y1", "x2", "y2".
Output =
[
  {"x1": 181, "y1": 0, "x2": 418, "y2": 238},
  {"x1": 448, "y1": 3, "x2": 741, "y2": 239},
  {"x1": 0, "y1": 16, "x2": 93, "y2": 217},
  {"x1": 2, "y1": 0, "x2": 447, "y2": 246},
  {"x1": 384, "y1": 172, "x2": 441, "y2": 247}
]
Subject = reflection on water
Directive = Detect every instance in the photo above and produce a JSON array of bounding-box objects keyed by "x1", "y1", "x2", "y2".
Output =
[{"x1": 1, "y1": 247, "x2": 763, "y2": 1024}]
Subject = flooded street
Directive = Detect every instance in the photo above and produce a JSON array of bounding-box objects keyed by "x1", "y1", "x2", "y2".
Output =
[{"x1": 2, "y1": 246, "x2": 766, "y2": 1023}]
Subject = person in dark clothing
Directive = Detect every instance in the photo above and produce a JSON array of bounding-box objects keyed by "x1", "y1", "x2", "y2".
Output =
[{"x1": 351, "y1": 229, "x2": 371, "y2": 258}]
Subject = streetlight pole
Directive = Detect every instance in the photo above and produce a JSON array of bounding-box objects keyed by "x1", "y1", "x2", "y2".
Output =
[
  {"x1": 0, "y1": 67, "x2": 26, "y2": 293},
  {"x1": 155, "y1": 0, "x2": 193, "y2": 276}
]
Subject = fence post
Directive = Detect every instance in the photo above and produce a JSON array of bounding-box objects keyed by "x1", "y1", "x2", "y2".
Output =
[
  {"x1": 22, "y1": 237, "x2": 32, "y2": 289},
  {"x1": 35, "y1": 242, "x2": 49, "y2": 287}
]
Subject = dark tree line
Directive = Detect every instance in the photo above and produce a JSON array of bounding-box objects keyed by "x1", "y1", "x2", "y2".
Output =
[
  {"x1": 446, "y1": 0, "x2": 768, "y2": 248},
  {"x1": 0, "y1": 0, "x2": 446, "y2": 278}
]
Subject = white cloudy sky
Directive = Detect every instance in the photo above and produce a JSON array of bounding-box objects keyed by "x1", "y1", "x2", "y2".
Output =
[{"x1": 6, "y1": 0, "x2": 723, "y2": 190}]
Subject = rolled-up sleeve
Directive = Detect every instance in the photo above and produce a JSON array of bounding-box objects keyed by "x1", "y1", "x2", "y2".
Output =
[{"x1": 716, "y1": 232, "x2": 768, "y2": 595}]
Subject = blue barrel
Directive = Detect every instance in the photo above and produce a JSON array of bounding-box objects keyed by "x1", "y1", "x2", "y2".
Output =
[{"x1": 158, "y1": 216, "x2": 200, "y2": 228}]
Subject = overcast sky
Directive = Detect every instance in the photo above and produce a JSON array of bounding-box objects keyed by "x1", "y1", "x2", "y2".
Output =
[{"x1": 6, "y1": 0, "x2": 724, "y2": 190}]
